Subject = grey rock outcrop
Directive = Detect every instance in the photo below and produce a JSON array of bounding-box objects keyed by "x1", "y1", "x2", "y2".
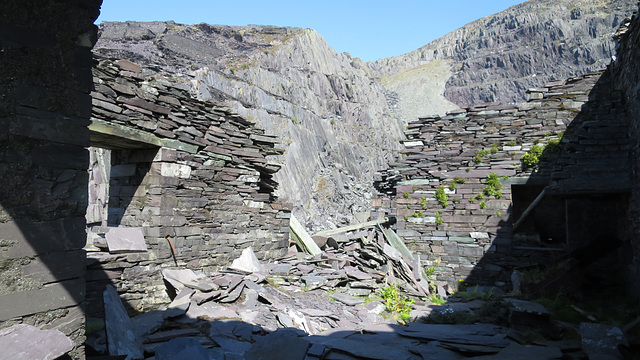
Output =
[
  {"x1": 96, "y1": 23, "x2": 405, "y2": 231},
  {"x1": 373, "y1": 0, "x2": 637, "y2": 112}
]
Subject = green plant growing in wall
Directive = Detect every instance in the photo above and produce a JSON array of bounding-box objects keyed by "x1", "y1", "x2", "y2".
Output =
[
  {"x1": 402, "y1": 191, "x2": 410, "y2": 199},
  {"x1": 453, "y1": 176, "x2": 466, "y2": 185},
  {"x1": 479, "y1": 201, "x2": 487, "y2": 209},
  {"x1": 483, "y1": 173, "x2": 502, "y2": 198},
  {"x1": 473, "y1": 149, "x2": 491, "y2": 164},
  {"x1": 435, "y1": 211, "x2": 444, "y2": 226},
  {"x1": 491, "y1": 143, "x2": 499, "y2": 154},
  {"x1": 420, "y1": 197, "x2": 427, "y2": 209},
  {"x1": 521, "y1": 144, "x2": 544, "y2": 167},
  {"x1": 449, "y1": 177, "x2": 465, "y2": 191},
  {"x1": 435, "y1": 186, "x2": 448, "y2": 208}
]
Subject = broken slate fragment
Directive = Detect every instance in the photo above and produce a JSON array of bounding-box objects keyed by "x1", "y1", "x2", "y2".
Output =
[
  {"x1": 131, "y1": 310, "x2": 165, "y2": 338},
  {"x1": 0, "y1": 324, "x2": 74, "y2": 360},
  {"x1": 187, "y1": 302, "x2": 239, "y2": 320},
  {"x1": 272, "y1": 263, "x2": 292, "y2": 275},
  {"x1": 399, "y1": 323, "x2": 509, "y2": 348},
  {"x1": 105, "y1": 227, "x2": 147, "y2": 253},
  {"x1": 344, "y1": 266, "x2": 372, "y2": 280},
  {"x1": 103, "y1": 285, "x2": 144, "y2": 359},
  {"x1": 164, "y1": 287, "x2": 194, "y2": 318},
  {"x1": 331, "y1": 293, "x2": 365, "y2": 306},
  {"x1": 302, "y1": 275, "x2": 328, "y2": 290},
  {"x1": 320, "y1": 331, "x2": 417, "y2": 360},
  {"x1": 243, "y1": 328, "x2": 310, "y2": 360},
  {"x1": 144, "y1": 328, "x2": 202, "y2": 343},
  {"x1": 162, "y1": 268, "x2": 205, "y2": 292},
  {"x1": 154, "y1": 337, "x2": 209, "y2": 360},
  {"x1": 580, "y1": 322, "x2": 628, "y2": 359},
  {"x1": 230, "y1": 246, "x2": 263, "y2": 273},
  {"x1": 219, "y1": 281, "x2": 246, "y2": 303},
  {"x1": 471, "y1": 342, "x2": 562, "y2": 359}
]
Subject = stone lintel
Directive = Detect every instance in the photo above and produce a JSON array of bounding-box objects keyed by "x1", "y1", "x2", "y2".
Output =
[{"x1": 89, "y1": 118, "x2": 198, "y2": 153}]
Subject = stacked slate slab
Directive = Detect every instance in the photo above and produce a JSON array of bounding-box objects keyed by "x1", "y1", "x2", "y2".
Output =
[
  {"x1": 85, "y1": 56, "x2": 292, "y2": 317},
  {"x1": 373, "y1": 68, "x2": 630, "y2": 289}
]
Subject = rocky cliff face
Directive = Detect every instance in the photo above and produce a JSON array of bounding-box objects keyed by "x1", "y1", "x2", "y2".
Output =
[
  {"x1": 96, "y1": 22, "x2": 404, "y2": 231},
  {"x1": 373, "y1": 0, "x2": 637, "y2": 119},
  {"x1": 94, "y1": 0, "x2": 636, "y2": 229}
]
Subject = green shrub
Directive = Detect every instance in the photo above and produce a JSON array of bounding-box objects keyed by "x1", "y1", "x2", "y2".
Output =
[{"x1": 379, "y1": 283, "x2": 415, "y2": 324}]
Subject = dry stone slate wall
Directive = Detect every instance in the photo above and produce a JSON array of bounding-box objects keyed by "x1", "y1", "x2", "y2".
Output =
[
  {"x1": 0, "y1": 0, "x2": 101, "y2": 357},
  {"x1": 610, "y1": 7, "x2": 640, "y2": 299},
  {"x1": 85, "y1": 56, "x2": 292, "y2": 317},
  {"x1": 374, "y1": 66, "x2": 631, "y2": 290}
]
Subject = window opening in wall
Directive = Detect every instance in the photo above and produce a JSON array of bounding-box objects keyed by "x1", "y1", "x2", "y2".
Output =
[
  {"x1": 85, "y1": 143, "x2": 158, "y2": 253},
  {"x1": 511, "y1": 184, "x2": 566, "y2": 249}
]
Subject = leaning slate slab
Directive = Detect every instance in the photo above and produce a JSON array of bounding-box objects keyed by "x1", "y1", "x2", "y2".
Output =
[
  {"x1": 103, "y1": 285, "x2": 144, "y2": 359},
  {"x1": 0, "y1": 324, "x2": 74, "y2": 360},
  {"x1": 105, "y1": 227, "x2": 147, "y2": 253}
]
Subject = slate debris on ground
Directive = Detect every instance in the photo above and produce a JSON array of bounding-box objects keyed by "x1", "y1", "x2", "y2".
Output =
[{"x1": 86, "y1": 226, "x2": 631, "y2": 359}]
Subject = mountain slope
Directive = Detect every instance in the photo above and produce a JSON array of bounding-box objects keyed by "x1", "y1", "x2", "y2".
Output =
[{"x1": 373, "y1": 0, "x2": 636, "y2": 119}]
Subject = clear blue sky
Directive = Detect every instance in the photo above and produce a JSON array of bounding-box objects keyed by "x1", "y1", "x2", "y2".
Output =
[{"x1": 97, "y1": 0, "x2": 526, "y2": 62}]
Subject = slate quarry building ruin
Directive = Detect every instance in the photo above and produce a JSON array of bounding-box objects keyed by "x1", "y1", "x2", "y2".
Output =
[
  {"x1": 0, "y1": 1, "x2": 290, "y2": 355},
  {"x1": 2, "y1": 0, "x2": 640, "y2": 358}
]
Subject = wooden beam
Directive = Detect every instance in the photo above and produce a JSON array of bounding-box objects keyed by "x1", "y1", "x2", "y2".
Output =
[
  {"x1": 289, "y1": 215, "x2": 322, "y2": 255},
  {"x1": 379, "y1": 225, "x2": 414, "y2": 261},
  {"x1": 513, "y1": 187, "x2": 547, "y2": 231}
]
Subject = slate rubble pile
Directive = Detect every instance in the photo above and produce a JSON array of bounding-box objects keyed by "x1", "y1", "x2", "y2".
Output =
[{"x1": 87, "y1": 226, "x2": 632, "y2": 359}]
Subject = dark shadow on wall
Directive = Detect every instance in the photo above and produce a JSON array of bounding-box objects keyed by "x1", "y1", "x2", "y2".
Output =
[
  {"x1": 0, "y1": 0, "x2": 109, "y2": 357},
  {"x1": 463, "y1": 66, "x2": 633, "y2": 300}
]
